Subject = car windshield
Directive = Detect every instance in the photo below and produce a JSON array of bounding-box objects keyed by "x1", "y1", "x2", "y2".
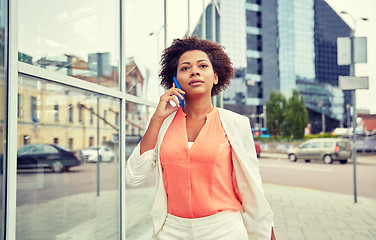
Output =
[
  {"x1": 300, "y1": 143, "x2": 310, "y2": 149},
  {"x1": 88, "y1": 147, "x2": 100, "y2": 150},
  {"x1": 17, "y1": 144, "x2": 58, "y2": 154}
]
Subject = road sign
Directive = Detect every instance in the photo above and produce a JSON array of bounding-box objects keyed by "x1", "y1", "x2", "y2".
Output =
[
  {"x1": 337, "y1": 37, "x2": 367, "y2": 65},
  {"x1": 339, "y1": 76, "x2": 369, "y2": 90}
]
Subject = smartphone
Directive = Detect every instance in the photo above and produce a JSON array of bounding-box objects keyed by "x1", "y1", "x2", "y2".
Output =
[{"x1": 173, "y1": 77, "x2": 185, "y2": 107}]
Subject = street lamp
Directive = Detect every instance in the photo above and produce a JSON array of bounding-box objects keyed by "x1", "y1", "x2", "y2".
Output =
[
  {"x1": 149, "y1": 25, "x2": 165, "y2": 61},
  {"x1": 149, "y1": 25, "x2": 165, "y2": 96},
  {"x1": 340, "y1": 11, "x2": 368, "y2": 203}
]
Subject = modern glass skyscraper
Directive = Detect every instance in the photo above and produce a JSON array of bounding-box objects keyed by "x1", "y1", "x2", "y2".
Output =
[{"x1": 193, "y1": 0, "x2": 351, "y2": 133}]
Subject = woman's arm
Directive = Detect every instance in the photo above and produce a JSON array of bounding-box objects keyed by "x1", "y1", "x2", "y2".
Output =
[
  {"x1": 140, "y1": 84, "x2": 184, "y2": 155},
  {"x1": 126, "y1": 85, "x2": 184, "y2": 186}
]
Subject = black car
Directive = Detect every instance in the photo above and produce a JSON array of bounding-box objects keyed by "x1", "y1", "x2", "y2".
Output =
[{"x1": 17, "y1": 144, "x2": 82, "y2": 172}]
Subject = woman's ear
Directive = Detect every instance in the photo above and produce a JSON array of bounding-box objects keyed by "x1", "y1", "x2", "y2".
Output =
[{"x1": 213, "y1": 73, "x2": 219, "y2": 85}]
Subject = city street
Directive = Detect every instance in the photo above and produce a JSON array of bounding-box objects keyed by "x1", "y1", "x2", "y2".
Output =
[
  {"x1": 259, "y1": 153, "x2": 376, "y2": 199},
  {"x1": 15, "y1": 152, "x2": 376, "y2": 207},
  {"x1": 12, "y1": 153, "x2": 376, "y2": 239}
]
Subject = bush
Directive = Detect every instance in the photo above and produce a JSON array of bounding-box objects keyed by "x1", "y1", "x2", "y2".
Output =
[{"x1": 303, "y1": 133, "x2": 337, "y2": 140}]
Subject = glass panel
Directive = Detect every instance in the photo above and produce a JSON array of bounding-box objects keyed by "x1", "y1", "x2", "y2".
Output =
[
  {"x1": 124, "y1": 0, "x2": 164, "y2": 101},
  {"x1": 125, "y1": 103, "x2": 155, "y2": 239},
  {"x1": 0, "y1": 0, "x2": 5, "y2": 236},
  {"x1": 124, "y1": 0, "x2": 212, "y2": 101},
  {"x1": 16, "y1": 75, "x2": 120, "y2": 239},
  {"x1": 18, "y1": 0, "x2": 119, "y2": 89}
]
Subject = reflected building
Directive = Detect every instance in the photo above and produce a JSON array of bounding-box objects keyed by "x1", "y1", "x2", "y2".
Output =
[{"x1": 193, "y1": 0, "x2": 351, "y2": 133}]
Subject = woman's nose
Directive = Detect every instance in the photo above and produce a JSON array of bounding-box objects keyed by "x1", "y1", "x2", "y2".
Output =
[{"x1": 190, "y1": 71, "x2": 200, "y2": 77}]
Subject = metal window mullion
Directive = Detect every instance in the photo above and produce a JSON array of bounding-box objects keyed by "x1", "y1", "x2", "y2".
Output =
[
  {"x1": 18, "y1": 62, "x2": 123, "y2": 99},
  {"x1": 5, "y1": 0, "x2": 18, "y2": 238},
  {"x1": 119, "y1": 0, "x2": 126, "y2": 238}
]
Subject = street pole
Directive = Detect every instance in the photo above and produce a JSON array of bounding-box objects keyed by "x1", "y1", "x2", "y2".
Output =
[
  {"x1": 340, "y1": 11, "x2": 369, "y2": 203},
  {"x1": 349, "y1": 27, "x2": 357, "y2": 203}
]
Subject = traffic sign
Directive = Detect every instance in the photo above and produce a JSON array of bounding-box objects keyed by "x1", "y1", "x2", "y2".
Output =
[{"x1": 339, "y1": 76, "x2": 369, "y2": 90}]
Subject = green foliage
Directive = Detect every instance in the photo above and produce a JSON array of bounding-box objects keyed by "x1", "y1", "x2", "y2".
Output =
[
  {"x1": 283, "y1": 90, "x2": 308, "y2": 139},
  {"x1": 265, "y1": 90, "x2": 308, "y2": 139},
  {"x1": 265, "y1": 92, "x2": 286, "y2": 136},
  {"x1": 303, "y1": 132, "x2": 337, "y2": 140},
  {"x1": 255, "y1": 132, "x2": 336, "y2": 142}
]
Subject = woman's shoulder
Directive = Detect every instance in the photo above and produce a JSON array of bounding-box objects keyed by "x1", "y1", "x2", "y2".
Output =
[{"x1": 218, "y1": 108, "x2": 248, "y2": 121}]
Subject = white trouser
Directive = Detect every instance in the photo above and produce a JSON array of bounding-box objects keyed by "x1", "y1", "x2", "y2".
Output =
[{"x1": 156, "y1": 210, "x2": 249, "y2": 240}]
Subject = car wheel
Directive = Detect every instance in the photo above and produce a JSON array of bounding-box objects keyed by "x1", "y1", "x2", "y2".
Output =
[
  {"x1": 289, "y1": 154, "x2": 297, "y2": 162},
  {"x1": 51, "y1": 161, "x2": 64, "y2": 173},
  {"x1": 323, "y1": 155, "x2": 333, "y2": 164},
  {"x1": 340, "y1": 160, "x2": 348, "y2": 164},
  {"x1": 305, "y1": 159, "x2": 311, "y2": 162}
]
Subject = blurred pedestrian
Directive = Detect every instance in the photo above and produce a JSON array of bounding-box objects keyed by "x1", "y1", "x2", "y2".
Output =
[{"x1": 126, "y1": 36, "x2": 275, "y2": 240}]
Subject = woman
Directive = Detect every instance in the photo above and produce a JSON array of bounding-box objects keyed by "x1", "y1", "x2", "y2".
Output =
[{"x1": 126, "y1": 36, "x2": 275, "y2": 240}]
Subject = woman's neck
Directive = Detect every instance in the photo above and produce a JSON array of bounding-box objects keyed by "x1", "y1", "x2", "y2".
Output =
[{"x1": 183, "y1": 97, "x2": 214, "y2": 119}]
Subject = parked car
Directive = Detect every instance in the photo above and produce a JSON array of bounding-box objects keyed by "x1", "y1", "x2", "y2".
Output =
[
  {"x1": 287, "y1": 138, "x2": 351, "y2": 164},
  {"x1": 81, "y1": 146, "x2": 115, "y2": 162},
  {"x1": 17, "y1": 144, "x2": 82, "y2": 172},
  {"x1": 255, "y1": 142, "x2": 261, "y2": 158}
]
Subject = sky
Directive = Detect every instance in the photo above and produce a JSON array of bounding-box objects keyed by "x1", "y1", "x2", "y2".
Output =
[
  {"x1": 18, "y1": 0, "x2": 376, "y2": 113},
  {"x1": 325, "y1": 0, "x2": 376, "y2": 114}
]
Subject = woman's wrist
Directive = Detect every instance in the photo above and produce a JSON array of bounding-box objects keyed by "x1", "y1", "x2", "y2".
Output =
[{"x1": 151, "y1": 114, "x2": 167, "y2": 122}]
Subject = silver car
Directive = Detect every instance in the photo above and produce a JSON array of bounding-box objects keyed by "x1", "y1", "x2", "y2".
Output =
[{"x1": 287, "y1": 138, "x2": 351, "y2": 164}]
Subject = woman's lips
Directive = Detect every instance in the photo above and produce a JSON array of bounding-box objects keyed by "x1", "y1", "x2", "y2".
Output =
[{"x1": 188, "y1": 80, "x2": 204, "y2": 86}]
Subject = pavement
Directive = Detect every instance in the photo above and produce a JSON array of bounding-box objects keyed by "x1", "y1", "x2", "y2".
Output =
[{"x1": 15, "y1": 153, "x2": 376, "y2": 240}]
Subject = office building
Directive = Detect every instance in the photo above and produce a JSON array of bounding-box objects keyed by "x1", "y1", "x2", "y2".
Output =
[{"x1": 194, "y1": 0, "x2": 351, "y2": 133}]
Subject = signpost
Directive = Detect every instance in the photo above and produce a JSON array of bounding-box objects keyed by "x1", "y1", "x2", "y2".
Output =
[{"x1": 337, "y1": 14, "x2": 368, "y2": 203}]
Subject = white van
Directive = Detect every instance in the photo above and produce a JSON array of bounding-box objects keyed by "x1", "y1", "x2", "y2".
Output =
[{"x1": 287, "y1": 138, "x2": 351, "y2": 164}]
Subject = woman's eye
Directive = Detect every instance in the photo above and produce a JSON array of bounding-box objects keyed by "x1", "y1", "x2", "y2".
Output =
[
  {"x1": 200, "y1": 64, "x2": 208, "y2": 68},
  {"x1": 181, "y1": 67, "x2": 189, "y2": 71}
]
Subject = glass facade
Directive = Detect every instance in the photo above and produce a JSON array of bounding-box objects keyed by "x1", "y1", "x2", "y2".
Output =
[
  {"x1": 278, "y1": 0, "x2": 315, "y2": 99},
  {"x1": 0, "y1": 0, "x2": 211, "y2": 239},
  {"x1": 18, "y1": 0, "x2": 120, "y2": 90},
  {"x1": 17, "y1": 76, "x2": 120, "y2": 239},
  {"x1": 276, "y1": 0, "x2": 350, "y2": 132},
  {"x1": 220, "y1": 0, "x2": 246, "y2": 69}
]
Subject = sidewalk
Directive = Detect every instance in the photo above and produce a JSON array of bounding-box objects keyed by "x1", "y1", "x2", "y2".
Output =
[
  {"x1": 16, "y1": 183, "x2": 376, "y2": 240},
  {"x1": 264, "y1": 184, "x2": 376, "y2": 240}
]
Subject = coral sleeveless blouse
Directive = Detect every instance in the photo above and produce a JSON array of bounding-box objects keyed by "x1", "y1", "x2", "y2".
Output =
[{"x1": 160, "y1": 107, "x2": 242, "y2": 218}]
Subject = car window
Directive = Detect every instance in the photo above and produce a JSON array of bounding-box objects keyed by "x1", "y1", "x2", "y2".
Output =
[
  {"x1": 300, "y1": 143, "x2": 311, "y2": 149},
  {"x1": 41, "y1": 145, "x2": 59, "y2": 153},
  {"x1": 337, "y1": 141, "x2": 349, "y2": 149},
  {"x1": 17, "y1": 145, "x2": 33, "y2": 155},
  {"x1": 311, "y1": 142, "x2": 321, "y2": 148},
  {"x1": 323, "y1": 142, "x2": 333, "y2": 148}
]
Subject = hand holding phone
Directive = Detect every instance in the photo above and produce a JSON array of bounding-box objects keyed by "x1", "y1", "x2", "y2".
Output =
[{"x1": 171, "y1": 77, "x2": 185, "y2": 107}]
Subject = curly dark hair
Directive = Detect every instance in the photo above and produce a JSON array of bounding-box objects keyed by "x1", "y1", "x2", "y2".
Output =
[{"x1": 159, "y1": 36, "x2": 234, "y2": 96}]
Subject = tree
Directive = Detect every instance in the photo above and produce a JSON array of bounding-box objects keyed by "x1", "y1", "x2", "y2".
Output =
[
  {"x1": 283, "y1": 90, "x2": 308, "y2": 139},
  {"x1": 266, "y1": 92, "x2": 286, "y2": 136}
]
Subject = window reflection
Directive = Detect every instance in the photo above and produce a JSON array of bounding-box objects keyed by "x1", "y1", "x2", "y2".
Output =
[
  {"x1": 125, "y1": 103, "x2": 155, "y2": 239},
  {"x1": 17, "y1": 75, "x2": 120, "y2": 239},
  {"x1": 18, "y1": 0, "x2": 119, "y2": 89}
]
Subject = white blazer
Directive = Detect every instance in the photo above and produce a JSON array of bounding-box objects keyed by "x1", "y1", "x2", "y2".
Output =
[{"x1": 126, "y1": 108, "x2": 273, "y2": 240}]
